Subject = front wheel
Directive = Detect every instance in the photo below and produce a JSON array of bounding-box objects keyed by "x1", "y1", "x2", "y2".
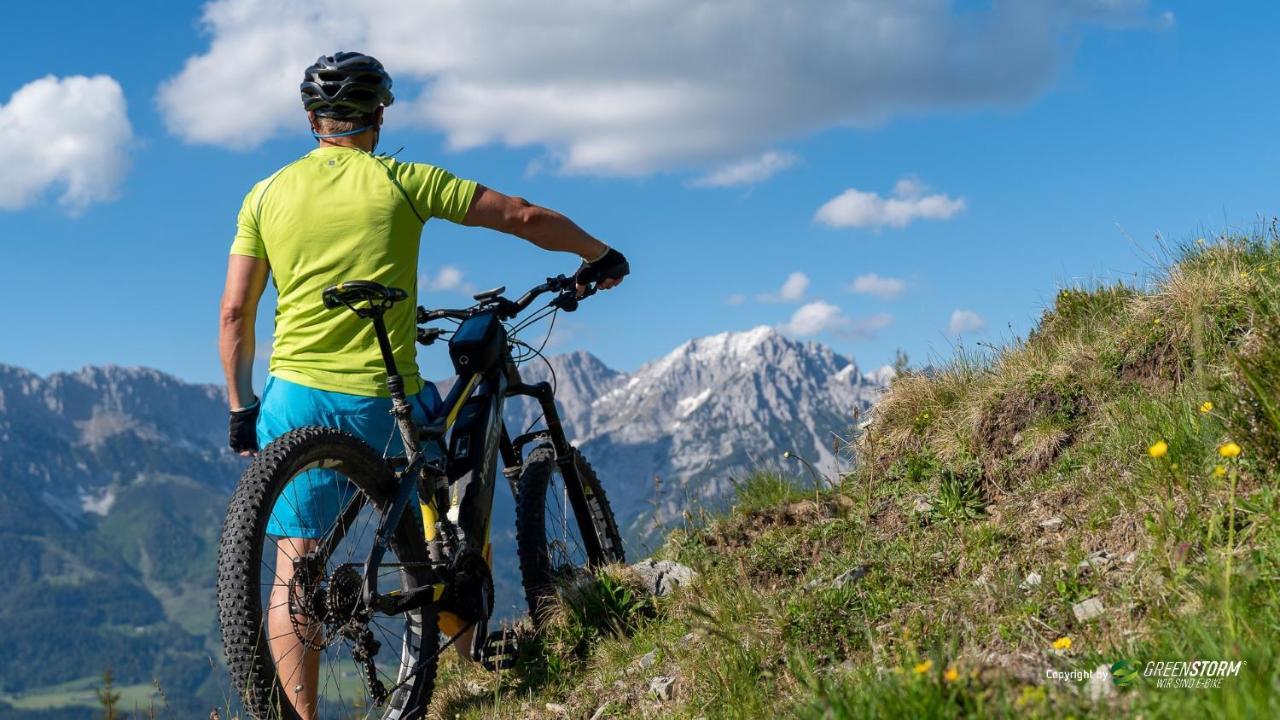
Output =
[{"x1": 514, "y1": 445, "x2": 625, "y2": 623}]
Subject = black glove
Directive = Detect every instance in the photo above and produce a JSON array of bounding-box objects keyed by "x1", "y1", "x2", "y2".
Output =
[
  {"x1": 574, "y1": 247, "x2": 630, "y2": 286},
  {"x1": 229, "y1": 397, "x2": 260, "y2": 454}
]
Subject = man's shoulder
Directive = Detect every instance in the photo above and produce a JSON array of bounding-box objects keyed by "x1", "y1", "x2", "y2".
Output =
[
  {"x1": 242, "y1": 156, "x2": 312, "y2": 203},
  {"x1": 378, "y1": 155, "x2": 452, "y2": 178}
]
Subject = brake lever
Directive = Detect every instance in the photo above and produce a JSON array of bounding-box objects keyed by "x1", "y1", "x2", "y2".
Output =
[
  {"x1": 549, "y1": 290, "x2": 580, "y2": 312},
  {"x1": 417, "y1": 327, "x2": 446, "y2": 346}
]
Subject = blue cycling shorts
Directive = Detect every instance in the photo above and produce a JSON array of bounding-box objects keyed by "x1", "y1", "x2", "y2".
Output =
[{"x1": 257, "y1": 375, "x2": 442, "y2": 539}]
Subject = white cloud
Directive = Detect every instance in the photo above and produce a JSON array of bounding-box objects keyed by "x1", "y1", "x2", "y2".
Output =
[
  {"x1": 0, "y1": 75, "x2": 132, "y2": 212},
  {"x1": 158, "y1": 0, "x2": 1158, "y2": 174},
  {"x1": 815, "y1": 176, "x2": 964, "y2": 230},
  {"x1": 849, "y1": 273, "x2": 906, "y2": 299},
  {"x1": 688, "y1": 151, "x2": 798, "y2": 188},
  {"x1": 948, "y1": 309, "x2": 987, "y2": 335},
  {"x1": 780, "y1": 301, "x2": 892, "y2": 339},
  {"x1": 421, "y1": 265, "x2": 475, "y2": 294},
  {"x1": 781, "y1": 301, "x2": 844, "y2": 337},
  {"x1": 758, "y1": 272, "x2": 810, "y2": 304},
  {"x1": 725, "y1": 294, "x2": 746, "y2": 306}
]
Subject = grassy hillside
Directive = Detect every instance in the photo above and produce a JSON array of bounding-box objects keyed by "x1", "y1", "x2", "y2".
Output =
[{"x1": 429, "y1": 231, "x2": 1280, "y2": 718}]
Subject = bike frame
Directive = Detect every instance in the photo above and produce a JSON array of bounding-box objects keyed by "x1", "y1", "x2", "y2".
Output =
[{"x1": 311, "y1": 281, "x2": 605, "y2": 654}]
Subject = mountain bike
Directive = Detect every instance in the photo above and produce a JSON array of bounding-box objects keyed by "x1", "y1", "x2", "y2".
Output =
[{"x1": 217, "y1": 274, "x2": 625, "y2": 719}]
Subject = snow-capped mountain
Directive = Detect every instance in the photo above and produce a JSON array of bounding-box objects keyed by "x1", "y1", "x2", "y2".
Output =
[{"x1": 505, "y1": 326, "x2": 890, "y2": 533}]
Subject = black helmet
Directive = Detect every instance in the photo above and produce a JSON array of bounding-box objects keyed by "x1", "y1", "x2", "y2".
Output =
[{"x1": 300, "y1": 52, "x2": 394, "y2": 119}]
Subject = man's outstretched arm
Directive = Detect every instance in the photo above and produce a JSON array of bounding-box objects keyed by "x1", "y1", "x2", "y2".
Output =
[
  {"x1": 461, "y1": 186, "x2": 626, "y2": 291},
  {"x1": 219, "y1": 255, "x2": 270, "y2": 452}
]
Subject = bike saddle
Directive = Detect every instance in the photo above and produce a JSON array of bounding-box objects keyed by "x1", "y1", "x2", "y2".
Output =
[{"x1": 322, "y1": 280, "x2": 408, "y2": 316}]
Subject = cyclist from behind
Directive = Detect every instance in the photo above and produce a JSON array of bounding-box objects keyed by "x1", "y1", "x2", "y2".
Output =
[{"x1": 217, "y1": 51, "x2": 628, "y2": 718}]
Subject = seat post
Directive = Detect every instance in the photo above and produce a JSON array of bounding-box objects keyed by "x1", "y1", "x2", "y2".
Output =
[{"x1": 369, "y1": 313, "x2": 406, "y2": 402}]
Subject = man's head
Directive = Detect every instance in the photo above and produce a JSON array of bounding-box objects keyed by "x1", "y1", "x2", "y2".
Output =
[{"x1": 300, "y1": 51, "x2": 393, "y2": 149}]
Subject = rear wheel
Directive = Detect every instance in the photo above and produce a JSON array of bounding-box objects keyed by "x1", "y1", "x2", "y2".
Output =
[
  {"x1": 514, "y1": 445, "x2": 625, "y2": 623},
  {"x1": 218, "y1": 427, "x2": 439, "y2": 719}
]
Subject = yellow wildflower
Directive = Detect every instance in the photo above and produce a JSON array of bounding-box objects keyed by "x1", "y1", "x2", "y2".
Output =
[
  {"x1": 1214, "y1": 465, "x2": 1227, "y2": 477},
  {"x1": 1200, "y1": 401, "x2": 1213, "y2": 414},
  {"x1": 1218, "y1": 442, "x2": 1242, "y2": 458},
  {"x1": 944, "y1": 666, "x2": 960, "y2": 683},
  {"x1": 1052, "y1": 636, "x2": 1072, "y2": 651},
  {"x1": 913, "y1": 659, "x2": 933, "y2": 674},
  {"x1": 1148, "y1": 440, "x2": 1168, "y2": 458}
]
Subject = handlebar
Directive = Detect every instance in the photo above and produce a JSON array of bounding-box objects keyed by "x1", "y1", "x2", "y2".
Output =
[{"x1": 416, "y1": 274, "x2": 589, "y2": 325}]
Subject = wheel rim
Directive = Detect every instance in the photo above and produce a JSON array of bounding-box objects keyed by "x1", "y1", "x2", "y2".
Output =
[{"x1": 542, "y1": 465, "x2": 594, "y2": 582}]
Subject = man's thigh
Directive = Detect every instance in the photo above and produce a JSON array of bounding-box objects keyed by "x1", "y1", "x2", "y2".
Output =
[{"x1": 258, "y1": 377, "x2": 441, "y2": 538}]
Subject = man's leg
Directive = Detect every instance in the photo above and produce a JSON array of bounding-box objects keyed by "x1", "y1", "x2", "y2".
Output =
[{"x1": 268, "y1": 536, "x2": 320, "y2": 720}]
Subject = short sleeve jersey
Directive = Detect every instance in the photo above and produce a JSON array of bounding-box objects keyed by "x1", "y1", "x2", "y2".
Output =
[{"x1": 231, "y1": 146, "x2": 477, "y2": 397}]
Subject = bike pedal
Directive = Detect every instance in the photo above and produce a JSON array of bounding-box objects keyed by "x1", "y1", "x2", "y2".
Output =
[{"x1": 477, "y1": 630, "x2": 519, "y2": 672}]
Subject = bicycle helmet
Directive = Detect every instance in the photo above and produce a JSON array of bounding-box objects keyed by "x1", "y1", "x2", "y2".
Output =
[{"x1": 300, "y1": 51, "x2": 395, "y2": 118}]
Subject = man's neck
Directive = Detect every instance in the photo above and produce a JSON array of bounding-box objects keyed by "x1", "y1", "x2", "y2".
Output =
[{"x1": 316, "y1": 136, "x2": 375, "y2": 152}]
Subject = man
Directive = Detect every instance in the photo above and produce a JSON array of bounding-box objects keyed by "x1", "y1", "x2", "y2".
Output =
[{"x1": 218, "y1": 51, "x2": 628, "y2": 717}]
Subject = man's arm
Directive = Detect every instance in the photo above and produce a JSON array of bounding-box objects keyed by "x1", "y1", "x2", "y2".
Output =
[
  {"x1": 461, "y1": 186, "x2": 624, "y2": 291},
  {"x1": 219, "y1": 254, "x2": 270, "y2": 411}
]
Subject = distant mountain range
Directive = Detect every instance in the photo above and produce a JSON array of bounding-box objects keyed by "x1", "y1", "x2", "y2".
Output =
[{"x1": 0, "y1": 327, "x2": 887, "y2": 714}]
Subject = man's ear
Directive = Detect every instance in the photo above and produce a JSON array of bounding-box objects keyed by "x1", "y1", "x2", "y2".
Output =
[
  {"x1": 307, "y1": 110, "x2": 318, "y2": 131},
  {"x1": 374, "y1": 106, "x2": 384, "y2": 127}
]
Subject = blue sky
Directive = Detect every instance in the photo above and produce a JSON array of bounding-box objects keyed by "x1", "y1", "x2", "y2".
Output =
[{"x1": 1, "y1": 1, "x2": 1277, "y2": 386}]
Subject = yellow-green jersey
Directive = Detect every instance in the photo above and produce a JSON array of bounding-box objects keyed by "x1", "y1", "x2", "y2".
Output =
[{"x1": 230, "y1": 145, "x2": 477, "y2": 397}]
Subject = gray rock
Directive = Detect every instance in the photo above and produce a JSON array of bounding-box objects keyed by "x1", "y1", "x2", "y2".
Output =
[
  {"x1": 806, "y1": 565, "x2": 868, "y2": 590},
  {"x1": 1019, "y1": 571, "x2": 1042, "y2": 590},
  {"x1": 1121, "y1": 551, "x2": 1137, "y2": 564},
  {"x1": 631, "y1": 559, "x2": 697, "y2": 597},
  {"x1": 1086, "y1": 664, "x2": 1115, "y2": 702},
  {"x1": 832, "y1": 566, "x2": 868, "y2": 588},
  {"x1": 913, "y1": 496, "x2": 933, "y2": 514},
  {"x1": 1073, "y1": 597, "x2": 1105, "y2": 622},
  {"x1": 1077, "y1": 551, "x2": 1113, "y2": 574},
  {"x1": 1039, "y1": 516, "x2": 1064, "y2": 531},
  {"x1": 649, "y1": 675, "x2": 677, "y2": 701},
  {"x1": 638, "y1": 649, "x2": 658, "y2": 669},
  {"x1": 545, "y1": 702, "x2": 569, "y2": 715}
]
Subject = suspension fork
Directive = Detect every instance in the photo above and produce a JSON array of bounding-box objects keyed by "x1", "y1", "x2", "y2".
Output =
[{"x1": 507, "y1": 382, "x2": 605, "y2": 562}]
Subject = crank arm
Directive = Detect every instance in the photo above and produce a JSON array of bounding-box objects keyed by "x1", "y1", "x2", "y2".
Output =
[{"x1": 370, "y1": 580, "x2": 447, "y2": 615}]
